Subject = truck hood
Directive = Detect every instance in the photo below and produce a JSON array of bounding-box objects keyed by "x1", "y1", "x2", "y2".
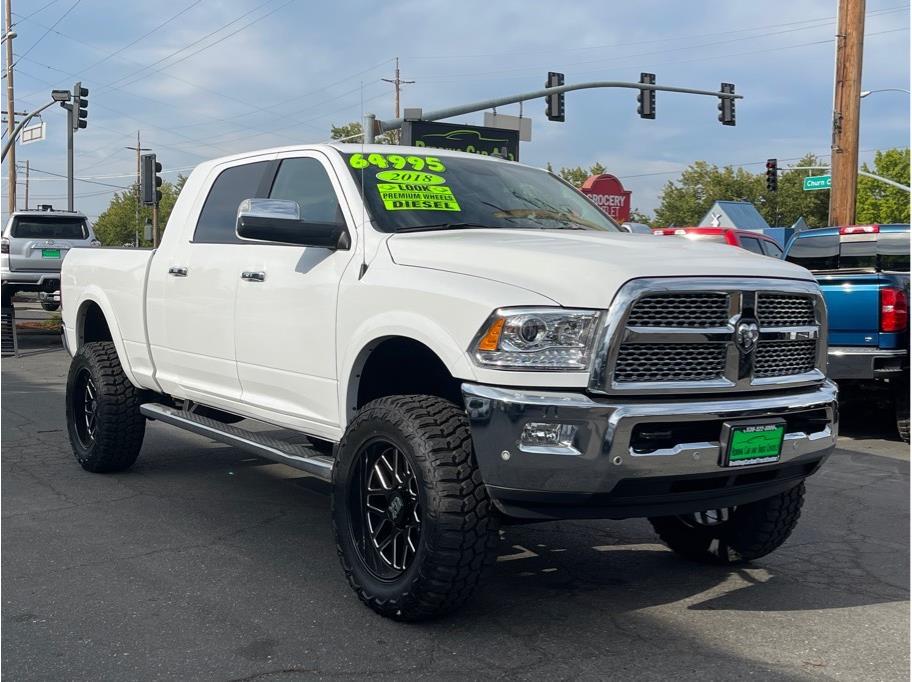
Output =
[{"x1": 386, "y1": 229, "x2": 815, "y2": 307}]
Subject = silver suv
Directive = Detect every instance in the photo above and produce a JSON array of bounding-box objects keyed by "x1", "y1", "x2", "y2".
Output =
[{"x1": 1, "y1": 207, "x2": 100, "y2": 311}]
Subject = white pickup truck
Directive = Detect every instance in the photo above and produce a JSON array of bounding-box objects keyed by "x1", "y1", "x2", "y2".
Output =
[{"x1": 62, "y1": 143, "x2": 838, "y2": 620}]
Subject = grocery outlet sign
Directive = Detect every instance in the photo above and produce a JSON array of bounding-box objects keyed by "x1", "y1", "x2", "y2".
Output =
[{"x1": 581, "y1": 174, "x2": 632, "y2": 222}]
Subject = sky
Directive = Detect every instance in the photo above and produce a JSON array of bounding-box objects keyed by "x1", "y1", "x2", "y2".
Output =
[{"x1": 2, "y1": 0, "x2": 910, "y2": 224}]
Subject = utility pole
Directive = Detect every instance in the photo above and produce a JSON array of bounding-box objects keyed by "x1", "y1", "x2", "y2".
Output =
[
  {"x1": 23, "y1": 159, "x2": 28, "y2": 209},
  {"x1": 5, "y1": 0, "x2": 16, "y2": 216},
  {"x1": 829, "y1": 0, "x2": 866, "y2": 226},
  {"x1": 381, "y1": 57, "x2": 414, "y2": 119},
  {"x1": 126, "y1": 131, "x2": 150, "y2": 246}
]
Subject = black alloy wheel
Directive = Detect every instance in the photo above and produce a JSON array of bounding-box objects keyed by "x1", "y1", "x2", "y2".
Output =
[
  {"x1": 72, "y1": 368, "x2": 98, "y2": 449},
  {"x1": 349, "y1": 439, "x2": 421, "y2": 580}
]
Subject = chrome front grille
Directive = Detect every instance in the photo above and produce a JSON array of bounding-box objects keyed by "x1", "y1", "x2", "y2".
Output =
[
  {"x1": 627, "y1": 293, "x2": 729, "y2": 328},
  {"x1": 590, "y1": 278, "x2": 828, "y2": 395},
  {"x1": 615, "y1": 343, "x2": 727, "y2": 383},
  {"x1": 756, "y1": 294, "x2": 816, "y2": 327},
  {"x1": 754, "y1": 340, "x2": 818, "y2": 378}
]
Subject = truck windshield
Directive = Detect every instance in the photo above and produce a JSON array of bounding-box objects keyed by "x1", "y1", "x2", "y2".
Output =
[
  {"x1": 11, "y1": 216, "x2": 88, "y2": 240},
  {"x1": 786, "y1": 231, "x2": 910, "y2": 272},
  {"x1": 341, "y1": 152, "x2": 620, "y2": 233}
]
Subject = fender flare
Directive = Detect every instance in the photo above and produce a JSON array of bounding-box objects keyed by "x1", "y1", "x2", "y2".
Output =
[
  {"x1": 73, "y1": 289, "x2": 141, "y2": 389},
  {"x1": 340, "y1": 312, "x2": 477, "y2": 422}
]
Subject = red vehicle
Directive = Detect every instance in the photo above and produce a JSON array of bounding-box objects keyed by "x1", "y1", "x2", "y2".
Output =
[{"x1": 652, "y1": 227, "x2": 784, "y2": 258}]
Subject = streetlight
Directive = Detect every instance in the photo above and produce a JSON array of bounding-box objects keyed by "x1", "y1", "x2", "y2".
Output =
[
  {"x1": 1, "y1": 89, "x2": 72, "y2": 161},
  {"x1": 860, "y1": 88, "x2": 911, "y2": 98}
]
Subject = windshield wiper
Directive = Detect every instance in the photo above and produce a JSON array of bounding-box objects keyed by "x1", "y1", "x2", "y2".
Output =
[{"x1": 395, "y1": 223, "x2": 499, "y2": 233}]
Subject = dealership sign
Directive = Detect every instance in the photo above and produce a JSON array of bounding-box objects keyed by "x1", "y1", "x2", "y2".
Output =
[
  {"x1": 580, "y1": 174, "x2": 632, "y2": 223},
  {"x1": 401, "y1": 121, "x2": 520, "y2": 161}
]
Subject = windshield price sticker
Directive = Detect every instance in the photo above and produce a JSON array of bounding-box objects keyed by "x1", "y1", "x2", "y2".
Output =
[
  {"x1": 377, "y1": 183, "x2": 460, "y2": 211},
  {"x1": 349, "y1": 153, "x2": 446, "y2": 172}
]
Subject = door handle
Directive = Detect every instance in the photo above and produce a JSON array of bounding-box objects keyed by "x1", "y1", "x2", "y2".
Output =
[
  {"x1": 241, "y1": 271, "x2": 266, "y2": 282},
  {"x1": 168, "y1": 266, "x2": 188, "y2": 277}
]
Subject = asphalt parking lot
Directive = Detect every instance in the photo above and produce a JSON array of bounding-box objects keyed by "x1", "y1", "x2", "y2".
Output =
[{"x1": 2, "y1": 336, "x2": 909, "y2": 681}]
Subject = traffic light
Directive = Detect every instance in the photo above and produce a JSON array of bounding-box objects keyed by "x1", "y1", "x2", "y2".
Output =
[
  {"x1": 766, "y1": 158, "x2": 778, "y2": 192},
  {"x1": 545, "y1": 71, "x2": 565, "y2": 122},
  {"x1": 72, "y1": 81, "x2": 88, "y2": 131},
  {"x1": 637, "y1": 72, "x2": 655, "y2": 119},
  {"x1": 141, "y1": 153, "x2": 162, "y2": 205},
  {"x1": 718, "y1": 82, "x2": 736, "y2": 126}
]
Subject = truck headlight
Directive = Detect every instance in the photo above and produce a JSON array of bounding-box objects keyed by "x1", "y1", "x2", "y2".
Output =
[{"x1": 470, "y1": 308, "x2": 601, "y2": 371}]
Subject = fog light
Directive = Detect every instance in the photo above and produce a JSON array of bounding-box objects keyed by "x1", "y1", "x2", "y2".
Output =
[{"x1": 519, "y1": 422, "x2": 579, "y2": 454}]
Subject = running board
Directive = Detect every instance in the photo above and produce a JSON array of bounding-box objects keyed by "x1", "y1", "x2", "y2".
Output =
[{"x1": 140, "y1": 403, "x2": 334, "y2": 482}]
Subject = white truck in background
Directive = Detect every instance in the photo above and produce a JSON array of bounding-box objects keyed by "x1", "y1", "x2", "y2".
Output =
[{"x1": 62, "y1": 144, "x2": 837, "y2": 620}]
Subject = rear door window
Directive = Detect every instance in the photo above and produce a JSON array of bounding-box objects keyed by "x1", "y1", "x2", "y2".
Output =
[
  {"x1": 194, "y1": 161, "x2": 272, "y2": 243},
  {"x1": 11, "y1": 216, "x2": 87, "y2": 239},
  {"x1": 740, "y1": 236, "x2": 765, "y2": 255}
]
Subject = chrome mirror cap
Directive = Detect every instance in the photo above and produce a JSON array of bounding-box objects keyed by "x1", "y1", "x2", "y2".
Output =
[{"x1": 236, "y1": 198, "x2": 300, "y2": 223}]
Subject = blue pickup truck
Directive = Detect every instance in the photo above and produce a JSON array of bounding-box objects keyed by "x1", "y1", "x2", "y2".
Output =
[{"x1": 786, "y1": 224, "x2": 910, "y2": 442}]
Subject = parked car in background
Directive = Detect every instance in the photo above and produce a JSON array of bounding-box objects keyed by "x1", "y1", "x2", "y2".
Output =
[
  {"x1": 620, "y1": 222, "x2": 654, "y2": 234},
  {"x1": 653, "y1": 227, "x2": 784, "y2": 258},
  {"x1": 786, "y1": 224, "x2": 910, "y2": 441},
  {"x1": 1, "y1": 207, "x2": 100, "y2": 310}
]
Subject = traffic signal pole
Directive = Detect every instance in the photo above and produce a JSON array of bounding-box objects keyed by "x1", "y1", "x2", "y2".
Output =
[
  {"x1": 363, "y1": 79, "x2": 742, "y2": 142},
  {"x1": 66, "y1": 106, "x2": 74, "y2": 211}
]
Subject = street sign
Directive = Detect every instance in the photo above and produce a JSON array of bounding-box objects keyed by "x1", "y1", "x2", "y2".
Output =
[
  {"x1": 803, "y1": 175, "x2": 831, "y2": 191},
  {"x1": 483, "y1": 112, "x2": 532, "y2": 141},
  {"x1": 581, "y1": 174, "x2": 632, "y2": 223},
  {"x1": 21, "y1": 122, "x2": 46, "y2": 145},
  {"x1": 400, "y1": 121, "x2": 520, "y2": 161}
]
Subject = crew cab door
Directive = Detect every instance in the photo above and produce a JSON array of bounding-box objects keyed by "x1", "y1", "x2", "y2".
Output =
[
  {"x1": 147, "y1": 155, "x2": 276, "y2": 403},
  {"x1": 233, "y1": 152, "x2": 355, "y2": 435}
]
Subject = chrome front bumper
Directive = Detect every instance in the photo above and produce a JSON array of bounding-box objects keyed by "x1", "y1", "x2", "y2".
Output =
[{"x1": 462, "y1": 381, "x2": 838, "y2": 520}]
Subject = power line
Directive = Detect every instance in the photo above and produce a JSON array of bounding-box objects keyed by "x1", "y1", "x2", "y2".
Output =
[
  {"x1": 26, "y1": 165, "x2": 129, "y2": 188},
  {"x1": 13, "y1": 0, "x2": 60, "y2": 22},
  {"x1": 77, "y1": 0, "x2": 205, "y2": 75},
  {"x1": 99, "y1": 0, "x2": 288, "y2": 92},
  {"x1": 11, "y1": 0, "x2": 81, "y2": 68},
  {"x1": 414, "y1": 9, "x2": 909, "y2": 82},
  {"x1": 406, "y1": 4, "x2": 908, "y2": 61}
]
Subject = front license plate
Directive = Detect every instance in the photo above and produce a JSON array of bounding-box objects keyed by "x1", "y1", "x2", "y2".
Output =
[
  {"x1": 723, "y1": 421, "x2": 785, "y2": 467},
  {"x1": 41, "y1": 249, "x2": 61, "y2": 258}
]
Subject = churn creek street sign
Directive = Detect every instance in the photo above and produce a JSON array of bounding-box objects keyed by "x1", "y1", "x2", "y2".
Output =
[{"x1": 803, "y1": 175, "x2": 832, "y2": 191}]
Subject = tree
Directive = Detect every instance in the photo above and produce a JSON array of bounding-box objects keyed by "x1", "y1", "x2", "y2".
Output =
[
  {"x1": 93, "y1": 175, "x2": 186, "y2": 246},
  {"x1": 653, "y1": 156, "x2": 834, "y2": 228},
  {"x1": 556, "y1": 162, "x2": 606, "y2": 188},
  {"x1": 856, "y1": 148, "x2": 910, "y2": 224},
  {"x1": 330, "y1": 121, "x2": 397, "y2": 145}
]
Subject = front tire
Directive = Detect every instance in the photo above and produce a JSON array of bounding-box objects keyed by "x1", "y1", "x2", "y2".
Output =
[
  {"x1": 332, "y1": 395, "x2": 497, "y2": 621},
  {"x1": 66, "y1": 341, "x2": 146, "y2": 473},
  {"x1": 41, "y1": 302, "x2": 60, "y2": 312},
  {"x1": 895, "y1": 382, "x2": 909, "y2": 443},
  {"x1": 649, "y1": 482, "x2": 805, "y2": 564}
]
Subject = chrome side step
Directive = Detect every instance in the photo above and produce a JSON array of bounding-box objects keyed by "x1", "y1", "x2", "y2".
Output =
[{"x1": 140, "y1": 403, "x2": 334, "y2": 482}]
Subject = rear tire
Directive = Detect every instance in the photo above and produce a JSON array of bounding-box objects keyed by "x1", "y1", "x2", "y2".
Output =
[
  {"x1": 41, "y1": 302, "x2": 60, "y2": 312},
  {"x1": 649, "y1": 482, "x2": 805, "y2": 564},
  {"x1": 66, "y1": 341, "x2": 146, "y2": 473},
  {"x1": 332, "y1": 395, "x2": 497, "y2": 621},
  {"x1": 896, "y1": 382, "x2": 909, "y2": 444}
]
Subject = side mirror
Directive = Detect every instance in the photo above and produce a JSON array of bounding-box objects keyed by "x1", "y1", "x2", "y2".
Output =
[{"x1": 235, "y1": 198, "x2": 349, "y2": 249}]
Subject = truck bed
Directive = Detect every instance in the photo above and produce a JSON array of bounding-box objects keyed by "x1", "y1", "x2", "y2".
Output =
[{"x1": 61, "y1": 247, "x2": 157, "y2": 390}]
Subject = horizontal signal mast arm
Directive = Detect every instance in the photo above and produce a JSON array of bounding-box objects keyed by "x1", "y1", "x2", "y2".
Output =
[{"x1": 375, "y1": 80, "x2": 743, "y2": 133}]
